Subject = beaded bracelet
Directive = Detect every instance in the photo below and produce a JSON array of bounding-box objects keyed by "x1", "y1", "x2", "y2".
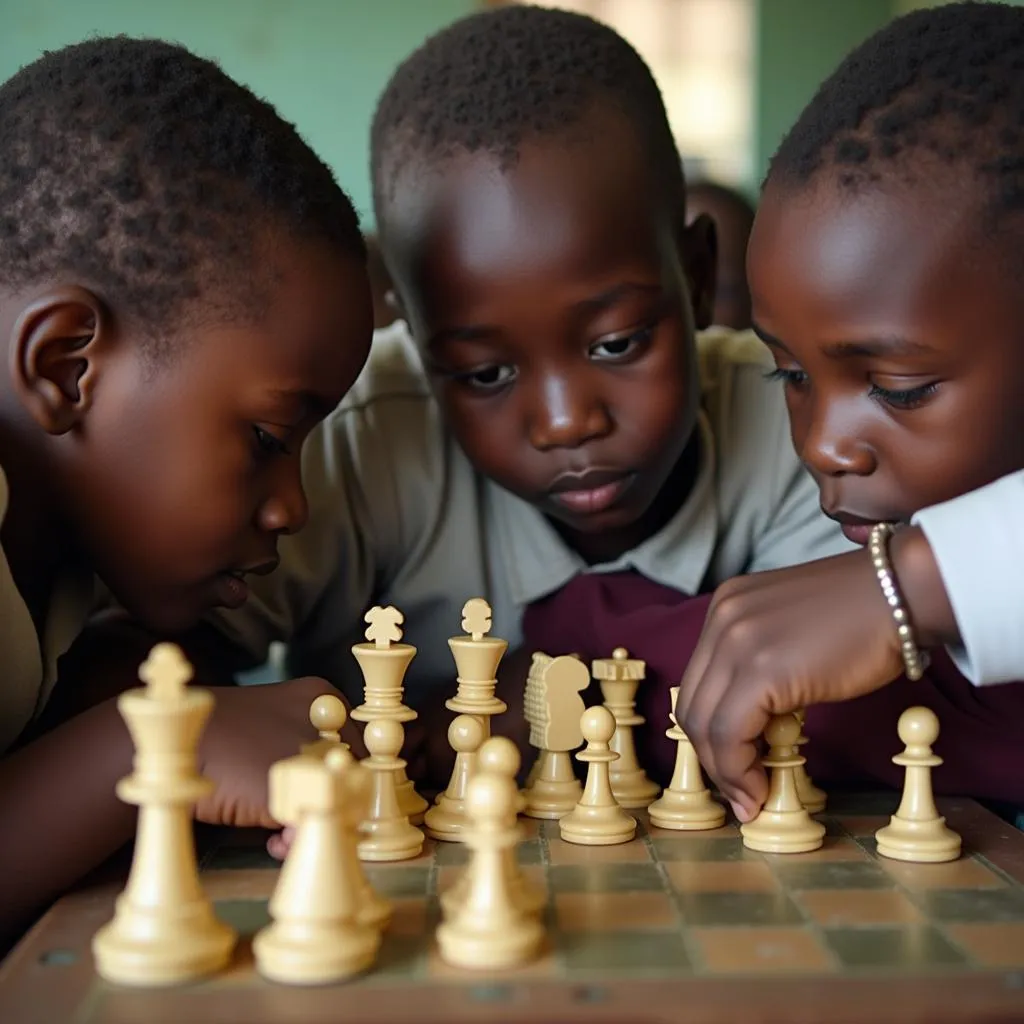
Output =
[{"x1": 867, "y1": 523, "x2": 928, "y2": 681}]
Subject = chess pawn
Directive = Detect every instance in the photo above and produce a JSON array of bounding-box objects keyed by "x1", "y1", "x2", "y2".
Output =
[
  {"x1": 93, "y1": 644, "x2": 236, "y2": 986},
  {"x1": 446, "y1": 597, "x2": 508, "y2": 730},
  {"x1": 559, "y1": 706, "x2": 637, "y2": 846},
  {"x1": 424, "y1": 715, "x2": 486, "y2": 842},
  {"x1": 350, "y1": 606, "x2": 428, "y2": 826},
  {"x1": 357, "y1": 719, "x2": 425, "y2": 862},
  {"x1": 254, "y1": 748, "x2": 381, "y2": 984},
  {"x1": 740, "y1": 713, "x2": 825, "y2": 854},
  {"x1": 593, "y1": 648, "x2": 660, "y2": 808},
  {"x1": 300, "y1": 693, "x2": 349, "y2": 760},
  {"x1": 647, "y1": 687, "x2": 725, "y2": 831},
  {"x1": 436, "y1": 772, "x2": 544, "y2": 970},
  {"x1": 793, "y1": 709, "x2": 826, "y2": 814},
  {"x1": 875, "y1": 707, "x2": 961, "y2": 863}
]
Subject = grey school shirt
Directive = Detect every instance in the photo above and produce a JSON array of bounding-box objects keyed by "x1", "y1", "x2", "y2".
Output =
[{"x1": 209, "y1": 322, "x2": 854, "y2": 709}]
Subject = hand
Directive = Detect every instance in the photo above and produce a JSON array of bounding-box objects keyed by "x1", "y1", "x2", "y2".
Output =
[
  {"x1": 676, "y1": 545, "x2": 906, "y2": 824},
  {"x1": 196, "y1": 676, "x2": 345, "y2": 829}
]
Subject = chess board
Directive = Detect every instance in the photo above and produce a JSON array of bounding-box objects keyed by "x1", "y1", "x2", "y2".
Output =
[{"x1": 3, "y1": 791, "x2": 1024, "y2": 1024}]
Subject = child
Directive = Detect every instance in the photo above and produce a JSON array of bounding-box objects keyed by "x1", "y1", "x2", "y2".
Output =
[
  {"x1": 197, "y1": 5, "x2": 849, "y2": 776},
  {"x1": 675, "y1": 1, "x2": 1024, "y2": 822},
  {"x1": 0, "y1": 37, "x2": 373, "y2": 940}
]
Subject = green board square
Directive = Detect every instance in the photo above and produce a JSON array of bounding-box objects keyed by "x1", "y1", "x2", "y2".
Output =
[
  {"x1": 824, "y1": 926, "x2": 968, "y2": 969},
  {"x1": 914, "y1": 888, "x2": 1024, "y2": 923},
  {"x1": 212, "y1": 899, "x2": 270, "y2": 937},
  {"x1": 201, "y1": 845, "x2": 277, "y2": 871},
  {"x1": 678, "y1": 891, "x2": 804, "y2": 926},
  {"x1": 560, "y1": 930, "x2": 691, "y2": 974},
  {"x1": 650, "y1": 837, "x2": 749, "y2": 862},
  {"x1": 548, "y1": 863, "x2": 665, "y2": 893},
  {"x1": 432, "y1": 841, "x2": 469, "y2": 866},
  {"x1": 772, "y1": 861, "x2": 894, "y2": 891},
  {"x1": 357, "y1": 934, "x2": 425, "y2": 983},
  {"x1": 362, "y1": 866, "x2": 430, "y2": 898}
]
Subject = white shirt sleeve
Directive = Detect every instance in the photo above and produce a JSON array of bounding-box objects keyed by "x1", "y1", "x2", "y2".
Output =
[{"x1": 911, "y1": 471, "x2": 1024, "y2": 685}]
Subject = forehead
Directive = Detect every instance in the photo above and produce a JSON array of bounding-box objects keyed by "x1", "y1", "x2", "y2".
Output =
[
  {"x1": 384, "y1": 126, "x2": 675, "y2": 300},
  {"x1": 748, "y1": 176, "x2": 1024, "y2": 342}
]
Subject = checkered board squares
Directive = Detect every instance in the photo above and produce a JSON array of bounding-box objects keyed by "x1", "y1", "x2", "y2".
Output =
[{"x1": 189, "y1": 792, "x2": 1024, "y2": 982}]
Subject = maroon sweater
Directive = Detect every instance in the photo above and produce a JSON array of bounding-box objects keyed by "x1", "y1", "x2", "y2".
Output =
[{"x1": 522, "y1": 570, "x2": 1024, "y2": 806}]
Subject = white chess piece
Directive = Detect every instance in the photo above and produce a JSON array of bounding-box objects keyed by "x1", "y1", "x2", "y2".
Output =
[
  {"x1": 424, "y1": 714, "x2": 485, "y2": 842},
  {"x1": 559, "y1": 706, "x2": 636, "y2": 846},
  {"x1": 436, "y1": 771, "x2": 544, "y2": 970},
  {"x1": 357, "y1": 720, "x2": 424, "y2": 862},
  {"x1": 446, "y1": 598, "x2": 508, "y2": 740},
  {"x1": 254, "y1": 748, "x2": 381, "y2": 984},
  {"x1": 740, "y1": 713, "x2": 825, "y2": 854},
  {"x1": 93, "y1": 644, "x2": 236, "y2": 986},
  {"x1": 647, "y1": 687, "x2": 725, "y2": 830},
  {"x1": 875, "y1": 706, "x2": 961, "y2": 863},
  {"x1": 300, "y1": 693, "x2": 349, "y2": 759},
  {"x1": 793, "y1": 709, "x2": 826, "y2": 814}
]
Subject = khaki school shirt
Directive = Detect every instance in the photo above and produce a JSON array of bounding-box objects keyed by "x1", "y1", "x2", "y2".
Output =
[
  {"x1": 0, "y1": 466, "x2": 95, "y2": 753},
  {"x1": 211, "y1": 322, "x2": 854, "y2": 709}
]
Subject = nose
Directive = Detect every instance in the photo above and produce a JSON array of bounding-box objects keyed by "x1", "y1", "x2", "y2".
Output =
[
  {"x1": 528, "y1": 373, "x2": 612, "y2": 451},
  {"x1": 798, "y1": 399, "x2": 876, "y2": 478},
  {"x1": 257, "y1": 457, "x2": 309, "y2": 536}
]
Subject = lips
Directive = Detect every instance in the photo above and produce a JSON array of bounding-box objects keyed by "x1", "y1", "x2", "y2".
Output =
[
  {"x1": 212, "y1": 557, "x2": 279, "y2": 610},
  {"x1": 547, "y1": 468, "x2": 635, "y2": 516},
  {"x1": 825, "y1": 510, "x2": 902, "y2": 547}
]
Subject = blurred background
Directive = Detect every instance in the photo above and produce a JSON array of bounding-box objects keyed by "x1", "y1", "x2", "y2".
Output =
[{"x1": 0, "y1": 0, "x2": 1007, "y2": 231}]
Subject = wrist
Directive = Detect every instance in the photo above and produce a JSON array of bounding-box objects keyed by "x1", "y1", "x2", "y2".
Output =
[{"x1": 888, "y1": 525, "x2": 961, "y2": 650}]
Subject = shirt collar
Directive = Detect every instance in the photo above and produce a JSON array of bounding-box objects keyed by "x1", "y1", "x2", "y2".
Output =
[{"x1": 491, "y1": 411, "x2": 719, "y2": 606}]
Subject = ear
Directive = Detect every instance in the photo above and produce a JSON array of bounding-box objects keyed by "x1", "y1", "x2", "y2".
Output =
[
  {"x1": 8, "y1": 287, "x2": 110, "y2": 435},
  {"x1": 676, "y1": 211, "x2": 718, "y2": 331}
]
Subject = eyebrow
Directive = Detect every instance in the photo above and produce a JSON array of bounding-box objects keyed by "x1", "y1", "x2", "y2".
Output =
[
  {"x1": 750, "y1": 320, "x2": 935, "y2": 359},
  {"x1": 269, "y1": 389, "x2": 335, "y2": 420},
  {"x1": 426, "y1": 282, "x2": 664, "y2": 349}
]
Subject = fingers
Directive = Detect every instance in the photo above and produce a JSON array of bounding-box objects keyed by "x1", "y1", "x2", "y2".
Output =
[{"x1": 266, "y1": 826, "x2": 295, "y2": 861}]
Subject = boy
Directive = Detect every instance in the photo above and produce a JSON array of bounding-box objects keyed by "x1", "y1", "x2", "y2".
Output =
[
  {"x1": 199, "y1": 4, "x2": 849, "y2": 773},
  {"x1": 674, "y1": 2, "x2": 1024, "y2": 821},
  {"x1": 0, "y1": 37, "x2": 372, "y2": 940}
]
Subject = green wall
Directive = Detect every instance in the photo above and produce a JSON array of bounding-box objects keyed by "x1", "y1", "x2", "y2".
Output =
[{"x1": 0, "y1": 0, "x2": 474, "y2": 229}]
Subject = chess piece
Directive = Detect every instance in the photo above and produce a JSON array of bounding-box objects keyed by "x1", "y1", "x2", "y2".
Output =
[
  {"x1": 441, "y1": 737, "x2": 544, "y2": 920},
  {"x1": 350, "y1": 606, "x2": 428, "y2": 825},
  {"x1": 592, "y1": 648, "x2": 660, "y2": 808},
  {"x1": 424, "y1": 714, "x2": 486, "y2": 842},
  {"x1": 446, "y1": 598, "x2": 508, "y2": 739},
  {"x1": 254, "y1": 748, "x2": 381, "y2": 984},
  {"x1": 793, "y1": 709, "x2": 826, "y2": 814},
  {"x1": 648, "y1": 687, "x2": 725, "y2": 830},
  {"x1": 436, "y1": 772, "x2": 544, "y2": 970},
  {"x1": 741, "y1": 713, "x2": 825, "y2": 854},
  {"x1": 357, "y1": 719, "x2": 425, "y2": 862},
  {"x1": 300, "y1": 693, "x2": 349, "y2": 760},
  {"x1": 875, "y1": 707, "x2": 961, "y2": 863},
  {"x1": 522, "y1": 652, "x2": 588, "y2": 819},
  {"x1": 93, "y1": 644, "x2": 236, "y2": 986},
  {"x1": 559, "y1": 706, "x2": 636, "y2": 846}
]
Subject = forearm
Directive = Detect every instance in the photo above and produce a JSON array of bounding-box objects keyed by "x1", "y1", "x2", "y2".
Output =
[
  {"x1": 889, "y1": 526, "x2": 961, "y2": 650},
  {"x1": 0, "y1": 699, "x2": 135, "y2": 945}
]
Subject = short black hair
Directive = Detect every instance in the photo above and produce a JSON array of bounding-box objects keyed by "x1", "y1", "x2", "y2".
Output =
[
  {"x1": 0, "y1": 36, "x2": 365, "y2": 347},
  {"x1": 769, "y1": 1, "x2": 1024, "y2": 212},
  {"x1": 370, "y1": 4, "x2": 683, "y2": 220}
]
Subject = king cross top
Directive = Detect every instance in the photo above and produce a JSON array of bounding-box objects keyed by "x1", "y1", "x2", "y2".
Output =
[
  {"x1": 364, "y1": 605, "x2": 404, "y2": 648},
  {"x1": 138, "y1": 642, "x2": 193, "y2": 700},
  {"x1": 461, "y1": 597, "x2": 492, "y2": 641}
]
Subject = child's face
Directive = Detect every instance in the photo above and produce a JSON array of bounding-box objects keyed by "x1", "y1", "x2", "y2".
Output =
[
  {"x1": 383, "y1": 123, "x2": 714, "y2": 561},
  {"x1": 69, "y1": 238, "x2": 372, "y2": 631},
  {"x1": 747, "y1": 177, "x2": 1024, "y2": 545}
]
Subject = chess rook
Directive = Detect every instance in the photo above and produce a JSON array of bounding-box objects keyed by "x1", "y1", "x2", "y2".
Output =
[
  {"x1": 875, "y1": 707, "x2": 961, "y2": 863},
  {"x1": 93, "y1": 644, "x2": 236, "y2": 986},
  {"x1": 254, "y1": 748, "x2": 381, "y2": 984},
  {"x1": 740, "y1": 713, "x2": 825, "y2": 854},
  {"x1": 350, "y1": 605, "x2": 427, "y2": 825},
  {"x1": 592, "y1": 648, "x2": 660, "y2": 808},
  {"x1": 446, "y1": 598, "x2": 508, "y2": 734},
  {"x1": 560, "y1": 705, "x2": 637, "y2": 846},
  {"x1": 522, "y1": 652, "x2": 588, "y2": 820},
  {"x1": 647, "y1": 687, "x2": 725, "y2": 831},
  {"x1": 424, "y1": 714, "x2": 486, "y2": 842}
]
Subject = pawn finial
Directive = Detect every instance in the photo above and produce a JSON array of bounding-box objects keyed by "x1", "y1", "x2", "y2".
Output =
[
  {"x1": 364, "y1": 718, "x2": 404, "y2": 758},
  {"x1": 580, "y1": 705, "x2": 616, "y2": 746},
  {"x1": 898, "y1": 706, "x2": 940, "y2": 752},
  {"x1": 477, "y1": 735, "x2": 520, "y2": 778},
  {"x1": 309, "y1": 694, "x2": 347, "y2": 738},
  {"x1": 449, "y1": 714, "x2": 486, "y2": 754},
  {"x1": 765, "y1": 712, "x2": 801, "y2": 751},
  {"x1": 466, "y1": 770, "x2": 513, "y2": 822}
]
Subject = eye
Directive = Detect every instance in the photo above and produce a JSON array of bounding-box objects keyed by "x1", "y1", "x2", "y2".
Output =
[
  {"x1": 454, "y1": 363, "x2": 517, "y2": 392},
  {"x1": 868, "y1": 381, "x2": 940, "y2": 410},
  {"x1": 252, "y1": 425, "x2": 291, "y2": 457},
  {"x1": 763, "y1": 366, "x2": 809, "y2": 389},
  {"x1": 589, "y1": 326, "x2": 653, "y2": 362}
]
